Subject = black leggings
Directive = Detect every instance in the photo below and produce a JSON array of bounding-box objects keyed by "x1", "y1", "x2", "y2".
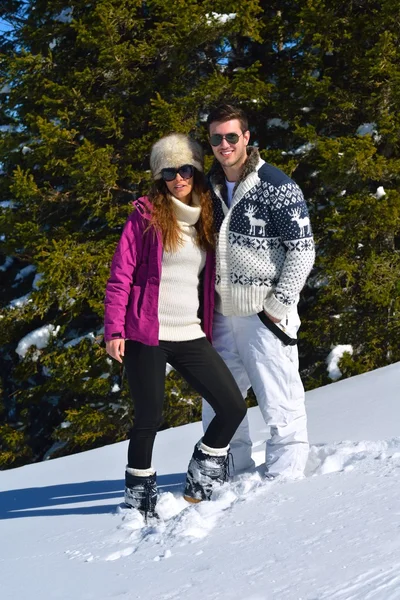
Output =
[{"x1": 124, "y1": 337, "x2": 247, "y2": 469}]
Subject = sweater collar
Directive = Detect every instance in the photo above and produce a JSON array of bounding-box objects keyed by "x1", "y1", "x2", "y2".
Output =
[
  {"x1": 208, "y1": 147, "x2": 261, "y2": 201},
  {"x1": 170, "y1": 194, "x2": 201, "y2": 226}
]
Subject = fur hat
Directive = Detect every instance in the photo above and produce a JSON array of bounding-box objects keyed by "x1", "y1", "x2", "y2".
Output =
[{"x1": 150, "y1": 133, "x2": 203, "y2": 180}]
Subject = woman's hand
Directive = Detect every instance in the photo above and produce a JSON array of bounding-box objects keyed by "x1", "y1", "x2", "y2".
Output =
[{"x1": 106, "y1": 339, "x2": 125, "y2": 363}]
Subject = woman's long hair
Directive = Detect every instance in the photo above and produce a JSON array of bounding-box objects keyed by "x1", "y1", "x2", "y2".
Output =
[{"x1": 147, "y1": 169, "x2": 215, "y2": 253}]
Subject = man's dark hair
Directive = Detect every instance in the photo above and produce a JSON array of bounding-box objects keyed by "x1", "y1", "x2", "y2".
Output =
[{"x1": 206, "y1": 104, "x2": 249, "y2": 133}]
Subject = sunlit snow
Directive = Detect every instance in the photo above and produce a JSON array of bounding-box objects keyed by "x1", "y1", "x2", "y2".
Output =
[{"x1": 1, "y1": 363, "x2": 400, "y2": 600}]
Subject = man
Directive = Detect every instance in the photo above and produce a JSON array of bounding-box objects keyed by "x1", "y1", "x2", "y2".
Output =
[{"x1": 202, "y1": 104, "x2": 315, "y2": 478}]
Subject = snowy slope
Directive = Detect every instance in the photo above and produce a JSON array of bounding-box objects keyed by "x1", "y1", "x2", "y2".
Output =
[{"x1": 1, "y1": 362, "x2": 400, "y2": 600}]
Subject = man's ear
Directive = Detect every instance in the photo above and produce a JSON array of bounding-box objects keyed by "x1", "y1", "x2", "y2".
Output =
[{"x1": 243, "y1": 130, "x2": 250, "y2": 146}]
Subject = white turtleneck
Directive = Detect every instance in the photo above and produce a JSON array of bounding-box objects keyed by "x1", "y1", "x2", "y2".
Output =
[{"x1": 158, "y1": 195, "x2": 206, "y2": 342}]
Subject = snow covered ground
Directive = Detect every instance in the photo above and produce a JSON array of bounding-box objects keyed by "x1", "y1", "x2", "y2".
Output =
[{"x1": 1, "y1": 362, "x2": 400, "y2": 600}]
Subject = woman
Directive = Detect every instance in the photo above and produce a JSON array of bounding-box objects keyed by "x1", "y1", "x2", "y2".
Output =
[{"x1": 104, "y1": 133, "x2": 247, "y2": 518}]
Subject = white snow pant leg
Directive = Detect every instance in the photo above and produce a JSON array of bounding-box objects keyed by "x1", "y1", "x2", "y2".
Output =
[
  {"x1": 202, "y1": 312, "x2": 255, "y2": 473},
  {"x1": 232, "y1": 310, "x2": 309, "y2": 479}
]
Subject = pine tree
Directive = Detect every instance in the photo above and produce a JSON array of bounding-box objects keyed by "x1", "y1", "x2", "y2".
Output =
[
  {"x1": 232, "y1": 0, "x2": 400, "y2": 387},
  {"x1": 298, "y1": 0, "x2": 400, "y2": 386},
  {"x1": 0, "y1": 0, "x2": 264, "y2": 467},
  {"x1": 1, "y1": 1, "x2": 399, "y2": 468}
]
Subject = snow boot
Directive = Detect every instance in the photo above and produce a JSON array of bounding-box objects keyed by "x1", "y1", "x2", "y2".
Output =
[
  {"x1": 183, "y1": 441, "x2": 231, "y2": 503},
  {"x1": 124, "y1": 467, "x2": 157, "y2": 519}
]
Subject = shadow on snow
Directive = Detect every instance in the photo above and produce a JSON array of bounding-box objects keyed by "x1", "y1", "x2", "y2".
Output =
[{"x1": 0, "y1": 472, "x2": 185, "y2": 519}]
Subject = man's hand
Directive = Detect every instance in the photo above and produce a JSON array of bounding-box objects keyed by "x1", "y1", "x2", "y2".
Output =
[
  {"x1": 264, "y1": 311, "x2": 281, "y2": 323},
  {"x1": 106, "y1": 338, "x2": 125, "y2": 363}
]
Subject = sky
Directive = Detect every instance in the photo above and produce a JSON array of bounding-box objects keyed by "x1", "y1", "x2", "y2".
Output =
[{"x1": 1, "y1": 360, "x2": 400, "y2": 600}]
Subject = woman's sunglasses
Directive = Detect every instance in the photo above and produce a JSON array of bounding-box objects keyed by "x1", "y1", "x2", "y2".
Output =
[
  {"x1": 209, "y1": 132, "x2": 244, "y2": 147},
  {"x1": 161, "y1": 164, "x2": 194, "y2": 182}
]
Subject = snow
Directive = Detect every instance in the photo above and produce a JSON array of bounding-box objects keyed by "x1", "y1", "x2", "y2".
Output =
[
  {"x1": 1, "y1": 362, "x2": 400, "y2": 600},
  {"x1": 357, "y1": 123, "x2": 376, "y2": 136},
  {"x1": 356, "y1": 123, "x2": 381, "y2": 142},
  {"x1": 64, "y1": 332, "x2": 96, "y2": 348},
  {"x1": 293, "y1": 142, "x2": 315, "y2": 155},
  {"x1": 283, "y1": 142, "x2": 315, "y2": 156},
  {"x1": 0, "y1": 83, "x2": 11, "y2": 94},
  {"x1": 375, "y1": 186, "x2": 386, "y2": 199},
  {"x1": 267, "y1": 118, "x2": 289, "y2": 129},
  {"x1": 308, "y1": 272, "x2": 329, "y2": 288},
  {"x1": 32, "y1": 272, "x2": 43, "y2": 290},
  {"x1": 15, "y1": 324, "x2": 60, "y2": 358},
  {"x1": 8, "y1": 292, "x2": 32, "y2": 309},
  {"x1": 43, "y1": 441, "x2": 67, "y2": 461},
  {"x1": 206, "y1": 12, "x2": 236, "y2": 24},
  {"x1": 326, "y1": 344, "x2": 354, "y2": 380},
  {"x1": 14, "y1": 264, "x2": 36, "y2": 281},
  {"x1": 54, "y1": 8, "x2": 73, "y2": 23},
  {"x1": 0, "y1": 256, "x2": 13, "y2": 271},
  {"x1": 6, "y1": 269, "x2": 42, "y2": 309}
]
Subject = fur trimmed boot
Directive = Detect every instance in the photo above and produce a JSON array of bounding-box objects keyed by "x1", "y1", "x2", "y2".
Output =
[
  {"x1": 183, "y1": 441, "x2": 230, "y2": 503},
  {"x1": 124, "y1": 467, "x2": 157, "y2": 518}
]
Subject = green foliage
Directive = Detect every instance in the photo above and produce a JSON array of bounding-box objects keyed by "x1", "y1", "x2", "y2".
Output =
[
  {"x1": 0, "y1": 424, "x2": 32, "y2": 468},
  {"x1": 162, "y1": 370, "x2": 202, "y2": 429},
  {"x1": 254, "y1": 0, "x2": 400, "y2": 387},
  {"x1": 53, "y1": 404, "x2": 126, "y2": 453},
  {"x1": 1, "y1": 0, "x2": 399, "y2": 469}
]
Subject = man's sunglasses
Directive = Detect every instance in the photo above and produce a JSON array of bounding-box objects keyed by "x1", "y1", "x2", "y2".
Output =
[
  {"x1": 209, "y1": 132, "x2": 244, "y2": 147},
  {"x1": 161, "y1": 164, "x2": 194, "y2": 182}
]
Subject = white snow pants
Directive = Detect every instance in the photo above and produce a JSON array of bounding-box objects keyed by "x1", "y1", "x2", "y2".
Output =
[{"x1": 202, "y1": 310, "x2": 309, "y2": 478}]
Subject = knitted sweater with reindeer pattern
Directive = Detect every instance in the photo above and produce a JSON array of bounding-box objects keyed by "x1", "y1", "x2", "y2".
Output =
[{"x1": 209, "y1": 148, "x2": 315, "y2": 321}]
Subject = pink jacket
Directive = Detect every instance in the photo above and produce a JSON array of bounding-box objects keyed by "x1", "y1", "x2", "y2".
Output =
[{"x1": 104, "y1": 197, "x2": 215, "y2": 345}]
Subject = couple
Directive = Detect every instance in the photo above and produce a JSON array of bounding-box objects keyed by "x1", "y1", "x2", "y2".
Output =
[{"x1": 104, "y1": 104, "x2": 315, "y2": 517}]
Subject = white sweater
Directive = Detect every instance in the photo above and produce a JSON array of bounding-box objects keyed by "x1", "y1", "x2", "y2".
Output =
[
  {"x1": 209, "y1": 150, "x2": 315, "y2": 321},
  {"x1": 158, "y1": 196, "x2": 206, "y2": 341}
]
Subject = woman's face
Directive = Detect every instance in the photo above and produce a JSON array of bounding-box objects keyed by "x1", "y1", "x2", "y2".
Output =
[{"x1": 164, "y1": 168, "x2": 194, "y2": 205}]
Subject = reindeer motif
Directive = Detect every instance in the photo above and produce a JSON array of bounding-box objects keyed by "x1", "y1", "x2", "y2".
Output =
[
  {"x1": 244, "y1": 205, "x2": 266, "y2": 236},
  {"x1": 289, "y1": 207, "x2": 311, "y2": 237}
]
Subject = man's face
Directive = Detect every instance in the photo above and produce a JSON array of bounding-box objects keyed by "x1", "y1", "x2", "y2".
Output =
[{"x1": 208, "y1": 119, "x2": 250, "y2": 170}]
